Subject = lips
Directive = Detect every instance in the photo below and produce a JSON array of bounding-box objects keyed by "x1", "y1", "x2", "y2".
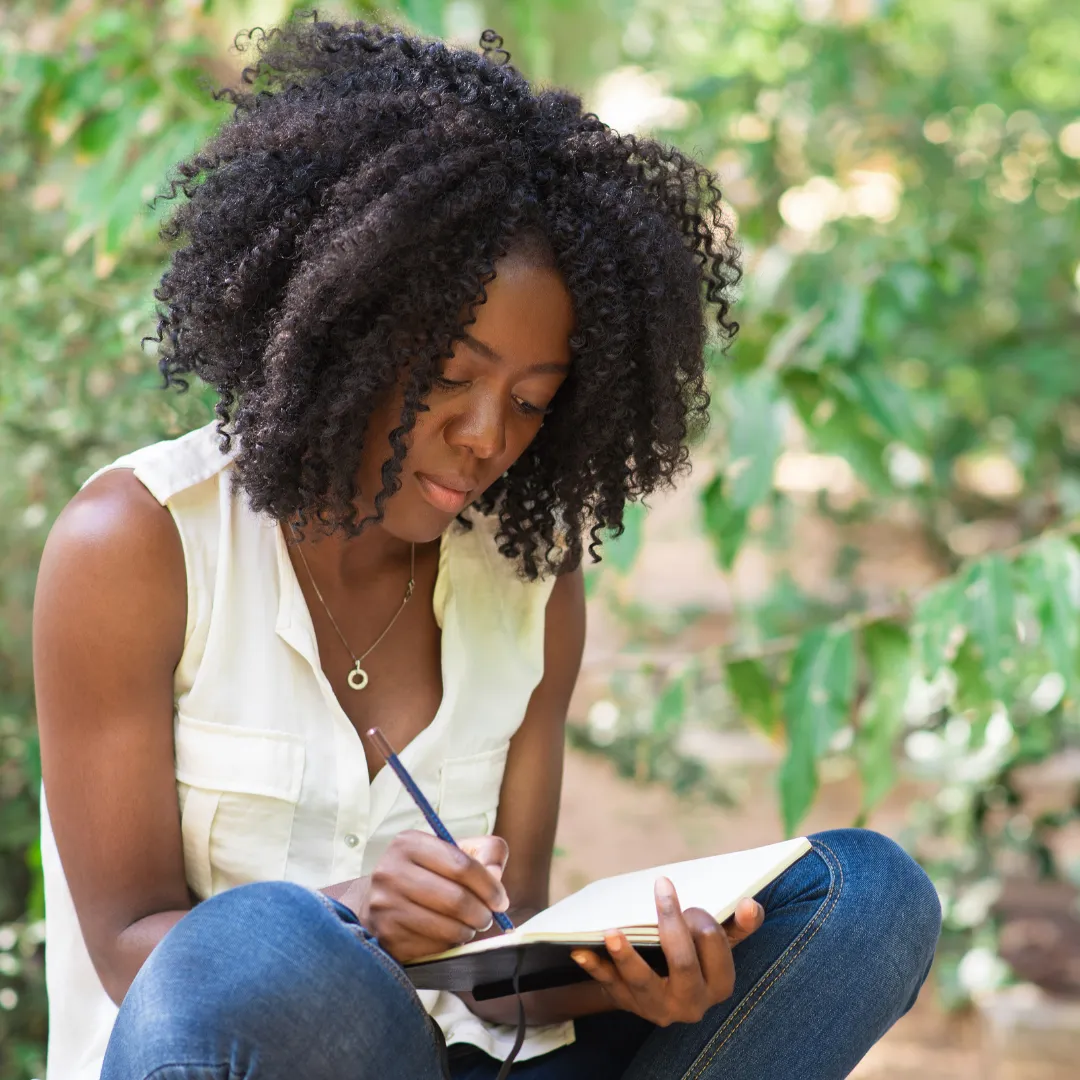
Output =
[{"x1": 414, "y1": 472, "x2": 475, "y2": 515}]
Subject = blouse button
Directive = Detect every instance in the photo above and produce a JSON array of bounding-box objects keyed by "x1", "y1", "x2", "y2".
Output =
[{"x1": 344, "y1": 833, "x2": 360, "y2": 848}]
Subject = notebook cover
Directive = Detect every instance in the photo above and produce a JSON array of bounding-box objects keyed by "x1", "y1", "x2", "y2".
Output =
[{"x1": 406, "y1": 941, "x2": 669, "y2": 1000}]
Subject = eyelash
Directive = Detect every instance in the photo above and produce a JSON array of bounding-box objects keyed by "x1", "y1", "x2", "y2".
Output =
[{"x1": 432, "y1": 375, "x2": 550, "y2": 417}]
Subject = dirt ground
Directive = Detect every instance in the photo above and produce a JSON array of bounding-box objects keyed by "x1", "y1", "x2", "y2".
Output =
[{"x1": 550, "y1": 746, "x2": 990, "y2": 1080}]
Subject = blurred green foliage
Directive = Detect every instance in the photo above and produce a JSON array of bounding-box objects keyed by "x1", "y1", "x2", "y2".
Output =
[
  {"x1": 2, "y1": 0, "x2": 1080, "y2": 1071},
  {"x1": 582, "y1": 0, "x2": 1080, "y2": 1007}
]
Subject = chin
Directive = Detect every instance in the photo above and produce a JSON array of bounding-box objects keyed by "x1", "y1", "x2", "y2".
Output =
[{"x1": 373, "y1": 498, "x2": 462, "y2": 545}]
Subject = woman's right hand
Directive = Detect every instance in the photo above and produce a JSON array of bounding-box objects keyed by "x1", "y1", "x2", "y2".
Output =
[{"x1": 357, "y1": 830, "x2": 511, "y2": 962}]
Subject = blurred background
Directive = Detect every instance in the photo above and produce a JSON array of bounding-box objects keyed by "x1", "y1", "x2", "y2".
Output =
[{"x1": 2, "y1": 1, "x2": 1080, "y2": 1076}]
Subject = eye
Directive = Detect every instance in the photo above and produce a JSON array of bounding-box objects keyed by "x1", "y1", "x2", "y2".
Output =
[
  {"x1": 434, "y1": 375, "x2": 468, "y2": 390},
  {"x1": 512, "y1": 396, "x2": 552, "y2": 418}
]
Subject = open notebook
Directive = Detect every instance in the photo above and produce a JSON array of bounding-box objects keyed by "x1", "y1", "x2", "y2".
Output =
[{"x1": 405, "y1": 836, "x2": 812, "y2": 1000}]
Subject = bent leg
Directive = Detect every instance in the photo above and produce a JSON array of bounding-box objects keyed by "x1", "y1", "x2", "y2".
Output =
[
  {"x1": 623, "y1": 828, "x2": 942, "y2": 1080},
  {"x1": 102, "y1": 882, "x2": 448, "y2": 1080}
]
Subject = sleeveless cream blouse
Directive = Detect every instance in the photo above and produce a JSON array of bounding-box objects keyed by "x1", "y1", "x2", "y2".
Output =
[{"x1": 41, "y1": 422, "x2": 575, "y2": 1079}]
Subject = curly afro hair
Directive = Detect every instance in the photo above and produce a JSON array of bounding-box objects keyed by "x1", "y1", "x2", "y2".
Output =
[{"x1": 151, "y1": 12, "x2": 740, "y2": 579}]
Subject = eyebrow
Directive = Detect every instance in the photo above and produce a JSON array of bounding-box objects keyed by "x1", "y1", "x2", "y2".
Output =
[{"x1": 461, "y1": 332, "x2": 570, "y2": 375}]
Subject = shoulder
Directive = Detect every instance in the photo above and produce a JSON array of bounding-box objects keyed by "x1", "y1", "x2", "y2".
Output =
[
  {"x1": 49, "y1": 467, "x2": 181, "y2": 568},
  {"x1": 43, "y1": 420, "x2": 234, "y2": 611},
  {"x1": 36, "y1": 468, "x2": 186, "y2": 661},
  {"x1": 78, "y1": 421, "x2": 234, "y2": 506}
]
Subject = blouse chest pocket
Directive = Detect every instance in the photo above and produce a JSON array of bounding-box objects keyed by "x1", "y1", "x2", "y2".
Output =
[
  {"x1": 436, "y1": 743, "x2": 510, "y2": 839},
  {"x1": 174, "y1": 713, "x2": 305, "y2": 899}
]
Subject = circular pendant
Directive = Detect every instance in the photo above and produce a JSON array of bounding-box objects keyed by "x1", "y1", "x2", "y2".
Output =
[{"x1": 347, "y1": 663, "x2": 369, "y2": 691}]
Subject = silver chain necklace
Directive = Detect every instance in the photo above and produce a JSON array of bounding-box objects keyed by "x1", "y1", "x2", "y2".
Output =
[{"x1": 290, "y1": 526, "x2": 416, "y2": 691}]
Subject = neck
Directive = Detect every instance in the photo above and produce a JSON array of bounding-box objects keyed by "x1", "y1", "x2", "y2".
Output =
[{"x1": 285, "y1": 519, "x2": 415, "y2": 588}]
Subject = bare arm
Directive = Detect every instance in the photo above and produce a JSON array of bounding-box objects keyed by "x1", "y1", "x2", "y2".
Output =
[{"x1": 34, "y1": 469, "x2": 193, "y2": 1004}]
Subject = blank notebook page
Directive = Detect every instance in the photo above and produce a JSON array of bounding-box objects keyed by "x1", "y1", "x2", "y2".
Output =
[{"x1": 517, "y1": 837, "x2": 812, "y2": 938}]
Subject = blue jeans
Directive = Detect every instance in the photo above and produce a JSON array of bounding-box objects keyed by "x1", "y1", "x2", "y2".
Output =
[{"x1": 102, "y1": 829, "x2": 941, "y2": 1079}]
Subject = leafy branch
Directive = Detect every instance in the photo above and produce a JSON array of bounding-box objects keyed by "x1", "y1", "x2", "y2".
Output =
[{"x1": 620, "y1": 522, "x2": 1080, "y2": 836}]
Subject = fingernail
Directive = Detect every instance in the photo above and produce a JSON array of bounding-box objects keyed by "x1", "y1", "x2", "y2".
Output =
[
  {"x1": 655, "y1": 877, "x2": 676, "y2": 914},
  {"x1": 481, "y1": 915, "x2": 494, "y2": 932},
  {"x1": 571, "y1": 950, "x2": 590, "y2": 966},
  {"x1": 496, "y1": 889, "x2": 510, "y2": 912},
  {"x1": 605, "y1": 933, "x2": 623, "y2": 954}
]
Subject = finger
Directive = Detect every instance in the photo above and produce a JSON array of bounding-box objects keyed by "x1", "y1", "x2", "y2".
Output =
[
  {"x1": 604, "y1": 930, "x2": 665, "y2": 995},
  {"x1": 459, "y1": 835, "x2": 510, "y2": 883},
  {"x1": 655, "y1": 878, "x2": 705, "y2": 995},
  {"x1": 401, "y1": 831, "x2": 510, "y2": 911},
  {"x1": 723, "y1": 897, "x2": 765, "y2": 946},
  {"x1": 378, "y1": 924, "x2": 468, "y2": 964},
  {"x1": 388, "y1": 862, "x2": 496, "y2": 931},
  {"x1": 683, "y1": 907, "x2": 735, "y2": 995},
  {"x1": 369, "y1": 898, "x2": 480, "y2": 956},
  {"x1": 570, "y1": 948, "x2": 617, "y2": 985}
]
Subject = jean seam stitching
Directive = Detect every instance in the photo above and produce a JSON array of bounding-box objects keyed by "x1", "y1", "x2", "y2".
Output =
[
  {"x1": 684, "y1": 838, "x2": 846, "y2": 1080},
  {"x1": 352, "y1": 932, "x2": 447, "y2": 1060},
  {"x1": 313, "y1": 888, "x2": 445, "y2": 1064}
]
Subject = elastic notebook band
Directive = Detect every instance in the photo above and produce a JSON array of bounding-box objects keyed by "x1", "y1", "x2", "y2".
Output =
[{"x1": 494, "y1": 949, "x2": 527, "y2": 1080}]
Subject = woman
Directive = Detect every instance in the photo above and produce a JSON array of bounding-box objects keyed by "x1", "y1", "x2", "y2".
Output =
[{"x1": 33, "y1": 15, "x2": 941, "y2": 1080}]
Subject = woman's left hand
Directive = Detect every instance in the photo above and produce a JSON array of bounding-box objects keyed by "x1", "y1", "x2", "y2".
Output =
[{"x1": 570, "y1": 879, "x2": 765, "y2": 1027}]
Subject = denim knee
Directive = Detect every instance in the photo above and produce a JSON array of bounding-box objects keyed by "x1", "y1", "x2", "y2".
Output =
[
  {"x1": 153, "y1": 881, "x2": 416, "y2": 1020},
  {"x1": 104, "y1": 881, "x2": 442, "y2": 1079},
  {"x1": 809, "y1": 829, "x2": 941, "y2": 987}
]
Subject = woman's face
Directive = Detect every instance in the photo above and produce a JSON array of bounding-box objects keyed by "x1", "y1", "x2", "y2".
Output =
[{"x1": 357, "y1": 251, "x2": 574, "y2": 542}]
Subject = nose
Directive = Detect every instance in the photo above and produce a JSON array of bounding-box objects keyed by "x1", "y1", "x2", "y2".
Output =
[{"x1": 445, "y1": 389, "x2": 507, "y2": 461}]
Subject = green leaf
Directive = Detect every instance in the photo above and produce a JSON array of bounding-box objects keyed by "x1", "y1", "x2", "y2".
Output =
[
  {"x1": 913, "y1": 575, "x2": 967, "y2": 676},
  {"x1": 700, "y1": 371, "x2": 780, "y2": 569},
  {"x1": 75, "y1": 108, "x2": 125, "y2": 156},
  {"x1": 725, "y1": 370, "x2": 782, "y2": 509},
  {"x1": 840, "y1": 366, "x2": 924, "y2": 450},
  {"x1": 857, "y1": 621, "x2": 912, "y2": 815},
  {"x1": 652, "y1": 674, "x2": 687, "y2": 734},
  {"x1": 951, "y1": 637, "x2": 995, "y2": 714},
  {"x1": 726, "y1": 657, "x2": 779, "y2": 736},
  {"x1": 779, "y1": 627, "x2": 856, "y2": 834},
  {"x1": 815, "y1": 281, "x2": 866, "y2": 361},
  {"x1": 963, "y1": 555, "x2": 1015, "y2": 677},
  {"x1": 804, "y1": 392, "x2": 892, "y2": 492},
  {"x1": 602, "y1": 500, "x2": 645, "y2": 575},
  {"x1": 5, "y1": 55, "x2": 50, "y2": 131},
  {"x1": 780, "y1": 368, "x2": 825, "y2": 424},
  {"x1": 104, "y1": 120, "x2": 215, "y2": 252},
  {"x1": 885, "y1": 263, "x2": 932, "y2": 312},
  {"x1": 700, "y1": 476, "x2": 748, "y2": 569},
  {"x1": 1023, "y1": 536, "x2": 1080, "y2": 687}
]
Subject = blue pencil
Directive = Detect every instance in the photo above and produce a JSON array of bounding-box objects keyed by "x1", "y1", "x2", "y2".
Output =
[{"x1": 367, "y1": 726, "x2": 514, "y2": 933}]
